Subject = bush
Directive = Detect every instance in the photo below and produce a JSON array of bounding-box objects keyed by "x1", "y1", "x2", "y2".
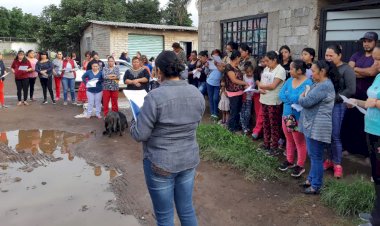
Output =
[
  {"x1": 197, "y1": 124, "x2": 280, "y2": 180},
  {"x1": 321, "y1": 176, "x2": 375, "y2": 216}
]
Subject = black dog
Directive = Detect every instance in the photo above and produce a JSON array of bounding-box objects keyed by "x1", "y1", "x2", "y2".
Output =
[
  {"x1": 103, "y1": 111, "x2": 121, "y2": 137},
  {"x1": 117, "y1": 112, "x2": 128, "y2": 135}
]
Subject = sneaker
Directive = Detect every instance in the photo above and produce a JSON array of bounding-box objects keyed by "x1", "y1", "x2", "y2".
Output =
[
  {"x1": 42, "y1": 100, "x2": 48, "y2": 105},
  {"x1": 23, "y1": 101, "x2": 29, "y2": 106},
  {"x1": 52, "y1": 100, "x2": 56, "y2": 105},
  {"x1": 303, "y1": 186, "x2": 320, "y2": 195},
  {"x1": 56, "y1": 97, "x2": 60, "y2": 101},
  {"x1": 258, "y1": 143, "x2": 270, "y2": 151},
  {"x1": 323, "y1": 159, "x2": 334, "y2": 171},
  {"x1": 279, "y1": 161, "x2": 295, "y2": 171},
  {"x1": 358, "y1": 223, "x2": 372, "y2": 226},
  {"x1": 72, "y1": 101, "x2": 77, "y2": 105},
  {"x1": 334, "y1": 164, "x2": 343, "y2": 178},
  {"x1": 63, "y1": 102, "x2": 68, "y2": 106},
  {"x1": 268, "y1": 148, "x2": 280, "y2": 156},
  {"x1": 251, "y1": 133, "x2": 259, "y2": 140},
  {"x1": 359, "y1": 213, "x2": 372, "y2": 222},
  {"x1": 17, "y1": 101, "x2": 23, "y2": 106},
  {"x1": 85, "y1": 115, "x2": 91, "y2": 119},
  {"x1": 291, "y1": 166, "x2": 306, "y2": 177}
]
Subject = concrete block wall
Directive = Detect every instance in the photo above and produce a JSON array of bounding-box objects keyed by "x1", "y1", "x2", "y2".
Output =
[
  {"x1": 80, "y1": 24, "x2": 111, "y2": 59},
  {"x1": 198, "y1": 0, "x2": 320, "y2": 59}
]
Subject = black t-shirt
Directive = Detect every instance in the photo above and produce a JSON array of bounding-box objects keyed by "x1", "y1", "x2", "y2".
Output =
[
  {"x1": 281, "y1": 61, "x2": 291, "y2": 80},
  {"x1": 123, "y1": 68, "x2": 150, "y2": 92}
]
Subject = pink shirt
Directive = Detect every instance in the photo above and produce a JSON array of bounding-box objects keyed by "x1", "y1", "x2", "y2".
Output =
[
  {"x1": 28, "y1": 58, "x2": 38, "y2": 78},
  {"x1": 226, "y1": 90, "x2": 244, "y2": 97}
]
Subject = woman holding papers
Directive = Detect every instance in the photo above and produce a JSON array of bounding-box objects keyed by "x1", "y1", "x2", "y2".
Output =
[
  {"x1": 278, "y1": 60, "x2": 312, "y2": 178},
  {"x1": 35, "y1": 51, "x2": 55, "y2": 104},
  {"x1": 52, "y1": 52, "x2": 63, "y2": 100},
  {"x1": 11, "y1": 50, "x2": 32, "y2": 106},
  {"x1": 347, "y1": 44, "x2": 380, "y2": 226},
  {"x1": 195, "y1": 51, "x2": 209, "y2": 95},
  {"x1": 130, "y1": 51, "x2": 205, "y2": 226},
  {"x1": 298, "y1": 60, "x2": 337, "y2": 194},
  {"x1": 61, "y1": 53, "x2": 79, "y2": 105},
  {"x1": 206, "y1": 49, "x2": 224, "y2": 121},
  {"x1": 102, "y1": 56, "x2": 120, "y2": 116},
  {"x1": 0, "y1": 53, "x2": 7, "y2": 108},
  {"x1": 324, "y1": 45, "x2": 356, "y2": 178},
  {"x1": 26, "y1": 50, "x2": 38, "y2": 101},
  {"x1": 82, "y1": 62, "x2": 103, "y2": 118}
]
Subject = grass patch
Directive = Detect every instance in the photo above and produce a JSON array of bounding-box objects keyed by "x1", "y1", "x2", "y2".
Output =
[
  {"x1": 196, "y1": 124, "x2": 280, "y2": 180},
  {"x1": 321, "y1": 176, "x2": 375, "y2": 217}
]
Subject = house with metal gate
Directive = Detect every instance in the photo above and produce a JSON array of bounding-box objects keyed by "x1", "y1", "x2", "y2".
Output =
[
  {"x1": 198, "y1": 0, "x2": 380, "y2": 61},
  {"x1": 80, "y1": 20, "x2": 198, "y2": 60}
]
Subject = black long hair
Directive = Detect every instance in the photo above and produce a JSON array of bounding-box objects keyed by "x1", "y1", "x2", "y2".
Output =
[
  {"x1": 14, "y1": 50, "x2": 28, "y2": 63},
  {"x1": 314, "y1": 60, "x2": 340, "y2": 92},
  {"x1": 155, "y1": 51, "x2": 185, "y2": 79},
  {"x1": 279, "y1": 45, "x2": 292, "y2": 65}
]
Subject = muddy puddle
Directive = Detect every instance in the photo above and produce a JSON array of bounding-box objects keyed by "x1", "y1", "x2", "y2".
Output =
[{"x1": 0, "y1": 130, "x2": 140, "y2": 226}]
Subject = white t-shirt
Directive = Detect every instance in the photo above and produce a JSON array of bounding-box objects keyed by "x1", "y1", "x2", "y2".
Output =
[{"x1": 259, "y1": 64, "x2": 286, "y2": 105}]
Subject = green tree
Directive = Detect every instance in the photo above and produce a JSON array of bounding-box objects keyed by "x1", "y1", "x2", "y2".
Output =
[
  {"x1": 125, "y1": 0, "x2": 162, "y2": 24},
  {"x1": 162, "y1": 0, "x2": 193, "y2": 26},
  {"x1": 0, "y1": 7, "x2": 11, "y2": 37}
]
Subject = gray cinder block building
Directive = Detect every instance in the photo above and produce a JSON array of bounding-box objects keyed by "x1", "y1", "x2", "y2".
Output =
[{"x1": 198, "y1": 0, "x2": 380, "y2": 61}]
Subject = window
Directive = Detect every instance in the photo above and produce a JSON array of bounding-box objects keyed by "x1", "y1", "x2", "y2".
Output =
[{"x1": 221, "y1": 15, "x2": 268, "y2": 58}]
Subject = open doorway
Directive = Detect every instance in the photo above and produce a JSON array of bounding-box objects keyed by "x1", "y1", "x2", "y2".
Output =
[{"x1": 180, "y1": 41, "x2": 193, "y2": 59}]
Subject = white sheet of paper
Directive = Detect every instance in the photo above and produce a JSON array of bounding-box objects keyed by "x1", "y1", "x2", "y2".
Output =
[
  {"x1": 0, "y1": 72, "x2": 8, "y2": 78},
  {"x1": 208, "y1": 61, "x2": 217, "y2": 70},
  {"x1": 86, "y1": 78, "x2": 99, "y2": 88},
  {"x1": 65, "y1": 68, "x2": 72, "y2": 72},
  {"x1": 244, "y1": 85, "x2": 259, "y2": 93},
  {"x1": 193, "y1": 70, "x2": 201, "y2": 79},
  {"x1": 18, "y1": 66, "x2": 28, "y2": 71},
  {"x1": 212, "y1": 55, "x2": 222, "y2": 63},
  {"x1": 305, "y1": 85, "x2": 311, "y2": 96},
  {"x1": 339, "y1": 94, "x2": 367, "y2": 114},
  {"x1": 291, "y1": 104, "x2": 304, "y2": 112},
  {"x1": 123, "y1": 89, "x2": 148, "y2": 120}
]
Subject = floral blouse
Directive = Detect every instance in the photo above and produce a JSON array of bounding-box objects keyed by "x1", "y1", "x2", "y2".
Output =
[{"x1": 102, "y1": 65, "x2": 120, "y2": 91}]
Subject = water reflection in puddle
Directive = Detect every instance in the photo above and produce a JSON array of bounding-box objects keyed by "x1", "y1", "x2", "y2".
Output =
[{"x1": 0, "y1": 130, "x2": 140, "y2": 226}]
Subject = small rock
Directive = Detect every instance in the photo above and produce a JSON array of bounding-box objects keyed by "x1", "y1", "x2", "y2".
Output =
[
  {"x1": 312, "y1": 204, "x2": 316, "y2": 208},
  {"x1": 304, "y1": 213, "x2": 309, "y2": 216},
  {"x1": 24, "y1": 167, "x2": 34, "y2": 173},
  {"x1": 80, "y1": 205, "x2": 89, "y2": 212},
  {"x1": 41, "y1": 182, "x2": 47, "y2": 185},
  {"x1": 14, "y1": 177, "x2": 22, "y2": 182},
  {"x1": 141, "y1": 216, "x2": 145, "y2": 220}
]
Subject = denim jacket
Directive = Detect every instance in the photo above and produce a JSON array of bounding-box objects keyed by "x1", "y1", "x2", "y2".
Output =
[{"x1": 130, "y1": 80, "x2": 206, "y2": 173}]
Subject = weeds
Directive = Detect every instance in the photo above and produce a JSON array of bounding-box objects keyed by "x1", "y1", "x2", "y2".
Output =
[
  {"x1": 196, "y1": 124, "x2": 280, "y2": 180},
  {"x1": 321, "y1": 176, "x2": 375, "y2": 217}
]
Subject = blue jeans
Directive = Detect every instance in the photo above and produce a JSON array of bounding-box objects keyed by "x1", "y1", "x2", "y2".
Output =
[
  {"x1": 306, "y1": 137, "x2": 326, "y2": 190},
  {"x1": 206, "y1": 83, "x2": 220, "y2": 116},
  {"x1": 198, "y1": 82, "x2": 207, "y2": 95},
  {"x1": 143, "y1": 159, "x2": 198, "y2": 226},
  {"x1": 228, "y1": 95, "x2": 243, "y2": 132},
  {"x1": 61, "y1": 77, "x2": 75, "y2": 102},
  {"x1": 328, "y1": 103, "x2": 346, "y2": 164},
  {"x1": 240, "y1": 99, "x2": 253, "y2": 131}
]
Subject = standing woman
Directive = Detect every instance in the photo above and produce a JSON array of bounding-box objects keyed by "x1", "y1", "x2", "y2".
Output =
[
  {"x1": 239, "y1": 44, "x2": 257, "y2": 71},
  {"x1": 278, "y1": 60, "x2": 312, "y2": 177},
  {"x1": 258, "y1": 51, "x2": 286, "y2": 154},
  {"x1": 324, "y1": 45, "x2": 356, "y2": 178},
  {"x1": 225, "y1": 50, "x2": 248, "y2": 132},
  {"x1": 61, "y1": 53, "x2": 78, "y2": 105},
  {"x1": 279, "y1": 45, "x2": 293, "y2": 80},
  {"x1": 196, "y1": 51, "x2": 210, "y2": 95},
  {"x1": 130, "y1": 51, "x2": 205, "y2": 226},
  {"x1": 206, "y1": 49, "x2": 224, "y2": 120},
  {"x1": 299, "y1": 60, "x2": 337, "y2": 194},
  {"x1": 251, "y1": 57, "x2": 266, "y2": 139},
  {"x1": 26, "y1": 50, "x2": 38, "y2": 101},
  {"x1": 35, "y1": 51, "x2": 55, "y2": 104},
  {"x1": 77, "y1": 51, "x2": 92, "y2": 105},
  {"x1": 52, "y1": 51, "x2": 63, "y2": 100},
  {"x1": 102, "y1": 56, "x2": 120, "y2": 116},
  {"x1": 82, "y1": 62, "x2": 103, "y2": 118},
  {"x1": 302, "y1": 48, "x2": 316, "y2": 79},
  {"x1": 187, "y1": 50, "x2": 199, "y2": 87},
  {"x1": 11, "y1": 50, "x2": 32, "y2": 106}
]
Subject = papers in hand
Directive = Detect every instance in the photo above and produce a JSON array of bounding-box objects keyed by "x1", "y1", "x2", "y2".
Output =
[
  {"x1": 193, "y1": 70, "x2": 201, "y2": 79},
  {"x1": 86, "y1": 78, "x2": 99, "y2": 88},
  {"x1": 339, "y1": 94, "x2": 367, "y2": 114},
  {"x1": 244, "y1": 85, "x2": 259, "y2": 93},
  {"x1": 212, "y1": 55, "x2": 222, "y2": 63},
  {"x1": 291, "y1": 104, "x2": 304, "y2": 112},
  {"x1": 18, "y1": 66, "x2": 28, "y2": 71},
  {"x1": 208, "y1": 61, "x2": 218, "y2": 71},
  {"x1": 0, "y1": 72, "x2": 8, "y2": 78},
  {"x1": 123, "y1": 89, "x2": 148, "y2": 120}
]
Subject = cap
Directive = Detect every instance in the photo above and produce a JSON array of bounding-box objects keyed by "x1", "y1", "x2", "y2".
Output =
[{"x1": 360, "y1": 32, "x2": 378, "y2": 41}]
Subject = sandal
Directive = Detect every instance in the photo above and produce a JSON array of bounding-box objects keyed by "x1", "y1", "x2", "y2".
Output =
[{"x1": 299, "y1": 181, "x2": 311, "y2": 188}]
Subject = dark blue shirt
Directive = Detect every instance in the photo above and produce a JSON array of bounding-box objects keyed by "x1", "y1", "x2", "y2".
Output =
[{"x1": 82, "y1": 70, "x2": 104, "y2": 93}]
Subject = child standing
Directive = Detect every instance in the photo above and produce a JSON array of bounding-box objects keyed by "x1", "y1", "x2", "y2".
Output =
[
  {"x1": 240, "y1": 62, "x2": 255, "y2": 135},
  {"x1": 0, "y1": 53, "x2": 7, "y2": 108},
  {"x1": 218, "y1": 80, "x2": 230, "y2": 125}
]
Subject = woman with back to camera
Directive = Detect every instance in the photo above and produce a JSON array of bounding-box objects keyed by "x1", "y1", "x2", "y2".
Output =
[
  {"x1": 130, "y1": 51, "x2": 205, "y2": 226},
  {"x1": 26, "y1": 50, "x2": 38, "y2": 101}
]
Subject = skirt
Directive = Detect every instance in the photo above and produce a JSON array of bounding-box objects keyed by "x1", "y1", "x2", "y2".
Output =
[
  {"x1": 218, "y1": 94, "x2": 230, "y2": 112},
  {"x1": 77, "y1": 82, "x2": 87, "y2": 102}
]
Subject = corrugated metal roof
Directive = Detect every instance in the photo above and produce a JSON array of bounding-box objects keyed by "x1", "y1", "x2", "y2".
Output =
[{"x1": 87, "y1": 20, "x2": 198, "y2": 32}]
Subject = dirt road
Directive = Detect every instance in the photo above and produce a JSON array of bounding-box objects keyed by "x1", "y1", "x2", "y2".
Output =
[{"x1": 0, "y1": 76, "x2": 352, "y2": 226}]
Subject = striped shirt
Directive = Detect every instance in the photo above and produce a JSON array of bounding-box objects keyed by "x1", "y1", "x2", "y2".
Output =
[{"x1": 299, "y1": 79, "x2": 335, "y2": 143}]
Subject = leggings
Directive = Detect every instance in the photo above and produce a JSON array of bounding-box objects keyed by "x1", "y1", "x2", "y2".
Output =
[
  {"x1": 29, "y1": 77, "x2": 37, "y2": 99},
  {"x1": 15, "y1": 79, "x2": 29, "y2": 102},
  {"x1": 40, "y1": 77, "x2": 55, "y2": 101}
]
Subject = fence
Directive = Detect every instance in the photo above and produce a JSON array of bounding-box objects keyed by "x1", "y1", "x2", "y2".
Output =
[{"x1": 0, "y1": 37, "x2": 37, "y2": 43}]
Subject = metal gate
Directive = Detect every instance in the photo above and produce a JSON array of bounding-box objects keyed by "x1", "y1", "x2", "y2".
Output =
[{"x1": 127, "y1": 34, "x2": 164, "y2": 59}]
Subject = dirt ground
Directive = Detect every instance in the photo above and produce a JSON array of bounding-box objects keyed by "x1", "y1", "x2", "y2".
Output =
[{"x1": 0, "y1": 75, "x2": 356, "y2": 226}]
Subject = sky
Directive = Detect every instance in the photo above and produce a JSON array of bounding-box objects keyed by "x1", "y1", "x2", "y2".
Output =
[{"x1": 0, "y1": 0, "x2": 199, "y2": 26}]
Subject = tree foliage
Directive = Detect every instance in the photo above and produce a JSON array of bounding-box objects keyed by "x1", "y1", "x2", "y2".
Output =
[
  {"x1": 0, "y1": 7, "x2": 40, "y2": 39},
  {"x1": 162, "y1": 0, "x2": 193, "y2": 26},
  {"x1": 125, "y1": 0, "x2": 162, "y2": 24}
]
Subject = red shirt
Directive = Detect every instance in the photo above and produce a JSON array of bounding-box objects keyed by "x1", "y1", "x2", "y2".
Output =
[{"x1": 11, "y1": 59, "x2": 32, "y2": 80}]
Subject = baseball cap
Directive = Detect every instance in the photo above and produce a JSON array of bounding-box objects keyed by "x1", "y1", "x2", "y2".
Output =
[{"x1": 360, "y1": 32, "x2": 378, "y2": 41}]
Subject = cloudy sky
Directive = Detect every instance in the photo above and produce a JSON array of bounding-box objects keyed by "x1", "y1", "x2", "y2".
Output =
[{"x1": 0, "y1": 0, "x2": 199, "y2": 26}]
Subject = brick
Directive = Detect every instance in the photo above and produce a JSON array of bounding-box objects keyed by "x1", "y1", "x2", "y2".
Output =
[{"x1": 280, "y1": 9, "x2": 292, "y2": 19}]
